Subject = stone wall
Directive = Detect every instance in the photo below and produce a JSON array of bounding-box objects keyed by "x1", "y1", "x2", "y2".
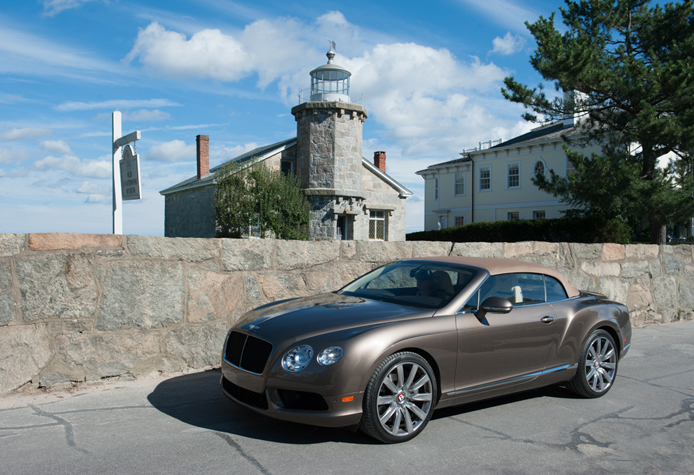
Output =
[{"x1": 1, "y1": 233, "x2": 692, "y2": 394}]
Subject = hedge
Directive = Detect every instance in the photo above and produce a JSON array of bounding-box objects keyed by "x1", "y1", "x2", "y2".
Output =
[{"x1": 406, "y1": 216, "x2": 630, "y2": 244}]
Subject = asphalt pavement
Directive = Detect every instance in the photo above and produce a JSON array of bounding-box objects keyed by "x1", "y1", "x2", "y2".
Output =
[{"x1": 1, "y1": 321, "x2": 693, "y2": 475}]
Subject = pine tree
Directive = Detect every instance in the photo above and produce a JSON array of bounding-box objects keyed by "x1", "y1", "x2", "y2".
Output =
[{"x1": 502, "y1": 0, "x2": 694, "y2": 243}]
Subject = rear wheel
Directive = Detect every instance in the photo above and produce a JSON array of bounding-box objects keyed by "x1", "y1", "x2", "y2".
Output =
[
  {"x1": 568, "y1": 329, "x2": 618, "y2": 398},
  {"x1": 359, "y1": 352, "x2": 437, "y2": 443}
]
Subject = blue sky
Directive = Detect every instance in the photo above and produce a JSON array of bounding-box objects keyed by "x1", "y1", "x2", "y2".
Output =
[{"x1": 0, "y1": 0, "x2": 568, "y2": 236}]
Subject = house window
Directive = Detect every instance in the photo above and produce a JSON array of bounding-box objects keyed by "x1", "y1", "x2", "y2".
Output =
[
  {"x1": 369, "y1": 211, "x2": 387, "y2": 241},
  {"x1": 479, "y1": 166, "x2": 491, "y2": 191},
  {"x1": 281, "y1": 160, "x2": 294, "y2": 176},
  {"x1": 454, "y1": 172, "x2": 465, "y2": 196},
  {"x1": 455, "y1": 216, "x2": 465, "y2": 227},
  {"x1": 566, "y1": 156, "x2": 576, "y2": 176},
  {"x1": 533, "y1": 211, "x2": 545, "y2": 220},
  {"x1": 507, "y1": 162, "x2": 520, "y2": 188},
  {"x1": 337, "y1": 215, "x2": 352, "y2": 240},
  {"x1": 434, "y1": 178, "x2": 439, "y2": 200},
  {"x1": 533, "y1": 159, "x2": 545, "y2": 178},
  {"x1": 508, "y1": 211, "x2": 519, "y2": 221}
]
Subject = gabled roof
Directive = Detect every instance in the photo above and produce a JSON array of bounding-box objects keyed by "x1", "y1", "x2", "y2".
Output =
[
  {"x1": 159, "y1": 138, "x2": 296, "y2": 195},
  {"x1": 415, "y1": 120, "x2": 581, "y2": 175},
  {"x1": 159, "y1": 136, "x2": 412, "y2": 198}
]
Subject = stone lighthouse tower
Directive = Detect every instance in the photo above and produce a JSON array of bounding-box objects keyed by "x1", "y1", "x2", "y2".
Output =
[{"x1": 291, "y1": 42, "x2": 368, "y2": 241}]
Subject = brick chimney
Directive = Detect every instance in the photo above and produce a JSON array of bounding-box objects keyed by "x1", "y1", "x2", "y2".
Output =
[
  {"x1": 374, "y1": 151, "x2": 386, "y2": 173},
  {"x1": 196, "y1": 135, "x2": 209, "y2": 179}
]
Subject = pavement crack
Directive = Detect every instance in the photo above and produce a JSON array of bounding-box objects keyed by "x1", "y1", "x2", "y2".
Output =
[
  {"x1": 29, "y1": 405, "x2": 89, "y2": 454},
  {"x1": 215, "y1": 432, "x2": 271, "y2": 475},
  {"x1": 663, "y1": 398, "x2": 694, "y2": 429}
]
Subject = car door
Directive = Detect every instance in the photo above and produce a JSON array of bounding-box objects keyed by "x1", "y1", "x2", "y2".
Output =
[{"x1": 454, "y1": 273, "x2": 558, "y2": 393}]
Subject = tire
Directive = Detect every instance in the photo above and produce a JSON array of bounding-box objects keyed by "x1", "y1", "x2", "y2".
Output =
[
  {"x1": 568, "y1": 329, "x2": 618, "y2": 398},
  {"x1": 359, "y1": 351, "x2": 437, "y2": 443}
]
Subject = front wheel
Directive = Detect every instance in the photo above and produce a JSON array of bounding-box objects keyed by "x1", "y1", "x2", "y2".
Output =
[
  {"x1": 359, "y1": 352, "x2": 437, "y2": 443},
  {"x1": 568, "y1": 329, "x2": 618, "y2": 398}
]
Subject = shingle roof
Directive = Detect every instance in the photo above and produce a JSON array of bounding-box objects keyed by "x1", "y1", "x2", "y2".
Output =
[
  {"x1": 490, "y1": 121, "x2": 580, "y2": 149},
  {"x1": 159, "y1": 138, "x2": 296, "y2": 195},
  {"x1": 416, "y1": 121, "x2": 581, "y2": 175},
  {"x1": 159, "y1": 136, "x2": 412, "y2": 197}
]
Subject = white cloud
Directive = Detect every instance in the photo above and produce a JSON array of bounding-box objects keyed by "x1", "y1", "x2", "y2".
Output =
[
  {"x1": 0, "y1": 148, "x2": 32, "y2": 164},
  {"x1": 76, "y1": 181, "x2": 106, "y2": 194},
  {"x1": 492, "y1": 32, "x2": 526, "y2": 55},
  {"x1": 41, "y1": 139, "x2": 72, "y2": 155},
  {"x1": 146, "y1": 140, "x2": 196, "y2": 162},
  {"x1": 41, "y1": 0, "x2": 95, "y2": 17},
  {"x1": 125, "y1": 22, "x2": 251, "y2": 81},
  {"x1": 341, "y1": 43, "x2": 515, "y2": 157},
  {"x1": 124, "y1": 109, "x2": 171, "y2": 122},
  {"x1": 455, "y1": 0, "x2": 540, "y2": 33},
  {"x1": 84, "y1": 194, "x2": 108, "y2": 203},
  {"x1": 214, "y1": 143, "x2": 259, "y2": 164},
  {"x1": 122, "y1": 13, "x2": 529, "y2": 160},
  {"x1": 34, "y1": 155, "x2": 111, "y2": 178},
  {"x1": 125, "y1": 19, "x2": 313, "y2": 89},
  {"x1": 56, "y1": 98, "x2": 179, "y2": 111},
  {"x1": 0, "y1": 127, "x2": 52, "y2": 142},
  {"x1": 76, "y1": 181, "x2": 110, "y2": 204}
]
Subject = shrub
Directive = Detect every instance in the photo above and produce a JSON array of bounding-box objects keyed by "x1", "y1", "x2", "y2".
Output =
[{"x1": 406, "y1": 216, "x2": 631, "y2": 244}]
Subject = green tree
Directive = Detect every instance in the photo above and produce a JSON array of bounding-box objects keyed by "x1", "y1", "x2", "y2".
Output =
[
  {"x1": 502, "y1": 0, "x2": 694, "y2": 243},
  {"x1": 214, "y1": 159, "x2": 310, "y2": 240}
]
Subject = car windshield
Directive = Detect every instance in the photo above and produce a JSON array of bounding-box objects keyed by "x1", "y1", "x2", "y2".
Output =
[{"x1": 339, "y1": 261, "x2": 479, "y2": 309}]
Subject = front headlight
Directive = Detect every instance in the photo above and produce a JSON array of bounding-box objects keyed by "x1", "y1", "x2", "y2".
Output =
[
  {"x1": 317, "y1": 346, "x2": 344, "y2": 366},
  {"x1": 282, "y1": 345, "x2": 314, "y2": 372}
]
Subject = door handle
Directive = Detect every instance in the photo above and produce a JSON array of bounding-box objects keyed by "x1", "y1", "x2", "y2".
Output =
[{"x1": 541, "y1": 316, "x2": 555, "y2": 323}]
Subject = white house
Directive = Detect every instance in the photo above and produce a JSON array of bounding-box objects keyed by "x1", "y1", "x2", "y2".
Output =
[{"x1": 416, "y1": 117, "x2": 604, "y2": 231}]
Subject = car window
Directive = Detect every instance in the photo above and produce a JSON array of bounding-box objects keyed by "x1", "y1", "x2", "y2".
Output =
[
  {"x1": 340, "y1": 261, "x2": 479, "y2": 309},
  {"x1": 514, "y1": 274, "x2": 545, "y2": 305},
  {"x1": 545, "y1": 276, "x2": 568, "y2": 302},
  {"x1": 478, "y1": 273, "x2": 547, "y2": 307}
]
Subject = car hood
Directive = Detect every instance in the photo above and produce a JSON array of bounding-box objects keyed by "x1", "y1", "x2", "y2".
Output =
[{"x1": 234, "y1": 292, "x2": 432, "y2": 342}]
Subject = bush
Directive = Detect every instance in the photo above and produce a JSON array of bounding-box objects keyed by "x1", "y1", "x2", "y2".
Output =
[
  {"x1": 406, "y1": 216, "x2": 631, "y2": 244},
  {"x1": 215, "y1": 159, "x2": 310, "y2": 240}
]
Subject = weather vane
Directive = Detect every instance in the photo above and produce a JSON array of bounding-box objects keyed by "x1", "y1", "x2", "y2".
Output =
[{"x1": 327, "y1": 39, "x2": 336, "y2": 52}]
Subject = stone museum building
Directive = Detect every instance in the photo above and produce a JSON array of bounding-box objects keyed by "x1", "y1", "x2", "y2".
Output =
[{"x1": 160, "y1": 45, "x2": 412, "y2": 241}]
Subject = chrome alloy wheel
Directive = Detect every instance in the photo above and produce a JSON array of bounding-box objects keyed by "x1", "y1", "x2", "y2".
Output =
[
  {"x1": 376, "y1": 361, "x2": 433, "y2": 437},
  {"x1": 584, "y1": 335, "x2": 617, "y2": 393}
]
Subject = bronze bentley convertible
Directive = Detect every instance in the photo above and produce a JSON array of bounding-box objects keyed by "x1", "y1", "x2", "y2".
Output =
[{"x1": 220, "y1": 257, "x2": 631, "y2": 443}]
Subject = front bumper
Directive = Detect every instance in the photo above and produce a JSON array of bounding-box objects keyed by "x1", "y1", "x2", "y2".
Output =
[{"x1": 220, "y1": 361, "x2": 364, "y2": 428}]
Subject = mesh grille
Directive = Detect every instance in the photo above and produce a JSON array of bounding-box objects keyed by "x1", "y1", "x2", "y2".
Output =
[
  {"x1": 225, "y1": 331, "x2": 273, "y2": 375},
  {"x1": 241, "y1": 336, "x2": 273, "y2": 374},
  {"x1": 225, "y1": 331, "x2": 247, "y2": 366},
  {"x1": 222, "y1": 377, "x2": 268, "y2": 410},
  {"x1": 277, "y1": 389, "x2": 329, "y2": 411}
]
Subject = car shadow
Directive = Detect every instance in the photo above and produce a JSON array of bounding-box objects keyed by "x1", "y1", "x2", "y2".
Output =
[
  {"x1": 147, "y1": 368, "x2": 376, "y2": 445},
  {"x1": 148, "y1": 368, "x2": 580, "y2": 445}
]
